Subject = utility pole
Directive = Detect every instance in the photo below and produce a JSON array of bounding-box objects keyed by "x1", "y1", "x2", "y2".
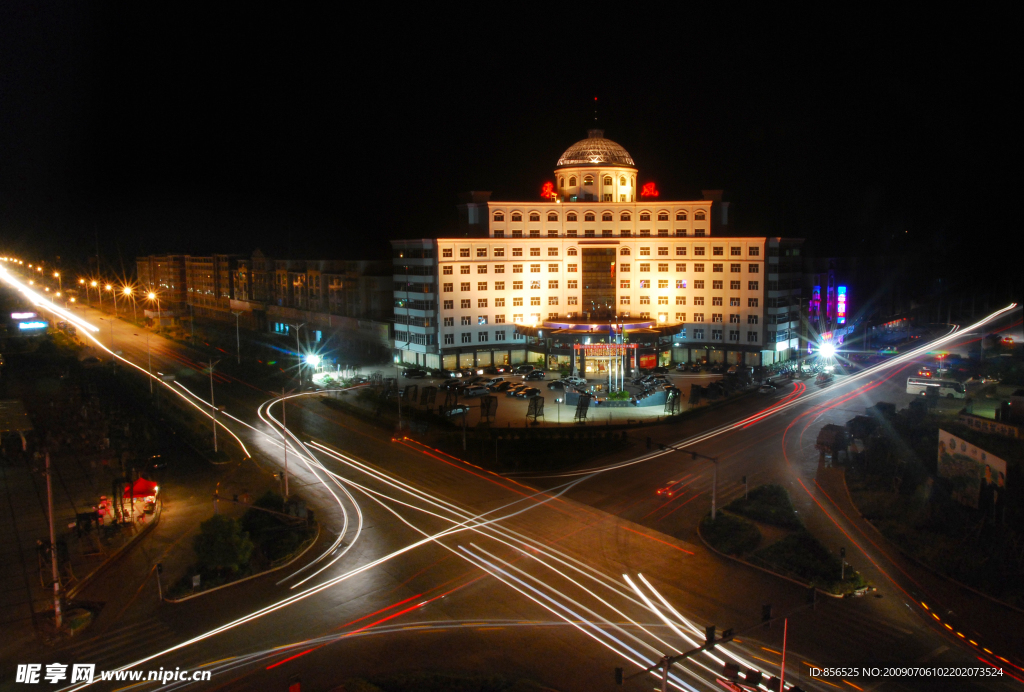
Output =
[
  {"x1": 209, "y1": 359, "x2": 221, "y2": 453},
  {"x1": 281, "y1": 389, "x2": 290, "y2": 497},
  {"x1": 146, "y1": 331, "x2": 152, "y2": 395},
  {"x1": 232, "y1": 311, "x2": 243, "y2": 364},
  {"x1": 46, "y1": 452, "x2": 62, "y2": 630},
  {"x1": 287, "y1": 323, "x2": 306, "y2": 388}
]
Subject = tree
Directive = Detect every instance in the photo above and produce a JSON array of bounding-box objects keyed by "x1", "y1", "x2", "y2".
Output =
[{"x1": 193, "y1": 514, "x2": 253, "y2": 574}]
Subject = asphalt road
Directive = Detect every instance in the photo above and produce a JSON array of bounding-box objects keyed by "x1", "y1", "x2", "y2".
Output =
[{"x1": 5, "y1": 293, "x2": 1019, "y2": 692}]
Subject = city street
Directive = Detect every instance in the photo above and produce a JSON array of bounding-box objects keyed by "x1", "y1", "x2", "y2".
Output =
[{"x1": 0, "y1": 281, "x2": 1014, "y2": 691}]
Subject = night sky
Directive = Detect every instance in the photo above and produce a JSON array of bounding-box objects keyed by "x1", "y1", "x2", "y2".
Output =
[{"x1": 0, "y1": 7, "x2": 1014, "y2": 297}]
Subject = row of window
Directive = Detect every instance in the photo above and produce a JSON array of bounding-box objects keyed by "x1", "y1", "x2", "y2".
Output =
[
  {"x1": 439, "y1": 327, "x2": 760, "y2": 345},
  {"x1": 493, "y1": 210, "x2": 707, "y2": 223},
  {"x1": 675, "y1": 328, "x2": 760, "y2": 343},
  {"x1": 441, "y1": 245, "x2": 760, "y2": 258},
  {"x1": 493, "y1": 229, "x2": 709, "y2": 238}
]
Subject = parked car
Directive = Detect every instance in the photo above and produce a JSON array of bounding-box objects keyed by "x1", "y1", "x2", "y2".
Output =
[
  {"x1": 402, "y1": 368, "x2": 427, "y2": 378},
  {"x1": 547, "y1": 380, "x2": 566, "y2": 390},
  {"x1": 484, "y1": 377, "x2": 506, "y2": 387},
  {"x1": 494, "y1": 365, "x2": 512, "y2": 374},
  {"x1": 465, "y1": 375, "x2": 485, "y2": 384},
  {"x1": 525, "y1": 370, "x2": 547, "y2": 381},
  {"x1": 463, "y1": 385, "x2": 489, "y2": 397},
  {"x1": 489, "y1": 381, "x2": 512, "y2": 392},
  {"x1": 564, "y1": 376, "x2": 587, "y2": 386},
  {"x1": 513, "y1": 364, "x2": 535, "y2": 374},
  {"x1": 516, "y1": 387, "x2": 541, "y2": 399},
  {"x1": 481, "y1": 366, "x2": 498, "y2": 375},
  {"x1": 444, "y1": 404, "x2": 470, "y2": 417},
  {"x1": 690, "y1": 364, "x2": 702, "y2": 372},
  {"x1": 758, "y1": 385, "x2": 776, "y2": 394},
  {"x1": 507, "y1": 384, "x2": 528, "y2": 397},
  {"x1": 652, "y1": 366, "x2": 669, "y2": 374}
]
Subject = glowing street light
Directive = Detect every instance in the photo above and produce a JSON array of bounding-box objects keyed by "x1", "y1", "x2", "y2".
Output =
[
  {"x1": 106, "y1": 284, "x2": 118, "y2": 318},
  {"x1": 304, "y1": 353, "x2": 321, "y2": 367},
  {"x1": 53, "y1": 271, "x2": 61, "y2": 292},
  {"x1": 123, "y1": 285, "x2": 137, "y2": 322},
  {"x1": 819, "y1": 342, "x2": 837, "y2": 358},
  {"x1": 146, "y1": 290, "x2": 162, "y2": 330}
]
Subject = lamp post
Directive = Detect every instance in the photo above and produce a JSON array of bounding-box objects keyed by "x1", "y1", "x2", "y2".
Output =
[
  {"x1": 148, "y1": 291, "x2": 162, "y2": 330},
  {"x1": 106, "y1": 284, "x2": 117, "y2": 317},
  {"x1": 79, "y1": 278, "x2": 86, "y2": 303},
  {"x1": 136, "y1": 332, "x2": 153, "y2": 395},
  {"x1": 286, "y1": 323, "x2": 305, "y2": 387},
  {"x1": 232, "y1": 311, "x2": 243, "y2": 364},
  {"x1": 209, "y1": 359, "x2": 221, "y2": 452},
  {"x1": 123, "y1": 286, "x2": 136, "y2": 322},
  {"x1": 91, "y1": 280, "x2": 99, "y2": 308},
  {"x1": 53, "y1": 271, "x2": 62, "y2": 293}
]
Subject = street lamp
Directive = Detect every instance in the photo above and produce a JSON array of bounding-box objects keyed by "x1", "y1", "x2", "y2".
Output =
[
  {"x1": 208, "y1": 359, "x2": 222, "y2": 453},
  {"x1": 106, "y1": 284, "x2": 117, "y2": 317},
  {"x1": 123, "y1": 285, "x2": 136, "y2": 322},
  {"x1": 286, "y1": 322, "x2": 305, "y2": 387},
  {"x1": 147, "y1": 291, "x2": 162, "y2": 330},
  {"x1": 54, "y1": 272, "x2": 61, "y2": 292},
  {"x1": 231, "y1": 311, "x2": 243, "y2": 364},
  {"x1": 90, "y1": 280, "x2": 98, "y2": 309}
]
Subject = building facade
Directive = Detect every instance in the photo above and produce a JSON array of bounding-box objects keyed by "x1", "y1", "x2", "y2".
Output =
[
  {"x1": 136, "y1": 251, "x2": 393, "y2": 356},
  {"x1": 392, "y1": 130, "x2": 804, "y2": 373}
]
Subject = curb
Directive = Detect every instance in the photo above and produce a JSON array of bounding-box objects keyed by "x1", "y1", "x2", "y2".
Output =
[
  {"x1": 67, "y1": 501, "x2": 162, "y2": 600},
  {"x1": 164, "y1": 521, "x2": 322, "y2": 603},
  {"x1": 696, "y1": 517, "x2": 845, "y2": 599},
  {"x1": 829, "y1": 468, "x2": 1024, "y2": 615}
]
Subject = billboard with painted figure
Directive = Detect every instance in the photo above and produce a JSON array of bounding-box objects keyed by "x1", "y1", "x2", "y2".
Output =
[{"x1": 937, "y1": 429, "x2": 1007, "y2": 509}]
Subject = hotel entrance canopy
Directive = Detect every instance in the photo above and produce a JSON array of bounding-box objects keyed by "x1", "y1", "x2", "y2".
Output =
[{"x1": 514, "y1": 318, "x2": 678, "y2": 339}]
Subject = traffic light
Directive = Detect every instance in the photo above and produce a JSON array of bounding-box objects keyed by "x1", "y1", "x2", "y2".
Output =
[
  {"x1": 614, "y1": 667, "x2": 623, "y2": 685},
  {"x1": 705, "y1": 624, "x2": 716, "y2": 648}
]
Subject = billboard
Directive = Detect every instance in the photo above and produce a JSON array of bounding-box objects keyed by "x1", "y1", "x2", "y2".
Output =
[{"x1": 937, "y1": 429, "x2": 1007, "y2": 509}]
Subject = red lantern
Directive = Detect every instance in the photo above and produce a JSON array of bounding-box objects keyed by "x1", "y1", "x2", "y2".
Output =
[
  {"x1": 641, "y1": 182, "x2": 659, "y2": 198},
  {"x1": 541, "y1": 181, "x2": 555, "y2": 199}
]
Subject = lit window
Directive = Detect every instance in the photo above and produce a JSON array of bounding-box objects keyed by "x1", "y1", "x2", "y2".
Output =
[
  {"x1": 620, "y1": 280, "x2": 630, "y2": 289},
  {"x1": 460, "y1": 282, "x2": 470, "y2": 291},
  {"x1": 495, "y1": 296, "x2": 505, "y2": 304},
  {"x1": 620, "y1": 263, "x2": 630, "y2": 272},
  {"x1": 748, "y1": 298, "x2": 759, "y2": 307},
  {"x1": 442, "y1": 248, "x2": 453, "y2": 258},
  {"x1": 478, "y1": 265, "x2": 488, "y2": 274},
  {"x1": 620, "y1": 296, "x2": 630, "y2": 304},
  {"x1": 530, "y1": 297, "x2": 541, "y2": 306},
  {"x1": 460, "y1": 248, "x2": 470, "y2": 257},
  {"x1": 676, "y1": 212, "x2": 687, "y2": 221},
  {"x1": 513, "y1": 297, "x2": 523, "y2": 306},
  {"x1": 621, "y1": 212, "x2": 631, "y2": 221},
  {"x1": 658, "y1": 279, "x2": 668, "y2": 288},
  {"x1": 676, "y1": 296, "x2": 686, "y2": 305},
  {"x1": 639, "y1": 264, "x2": 650, "y2": 272},
  {"x1": 658, "y1": 263, "x2": 668, "y2": 272},
  {"x1": 583, "y1": 176, "x2": 594, "y2": 186},
  {"x1": 443, "y1": 283, "x2": 453, "y2": 292},
  {"x1": 567, "y1": 263, "x2": 577, "y2": 272}
]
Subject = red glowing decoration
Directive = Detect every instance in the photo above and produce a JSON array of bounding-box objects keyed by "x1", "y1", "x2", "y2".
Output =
[
  {"x1": 541, "y1": 181, "x2": 555, "y2": 199},
  {"x1": 641, "y1": 182, "x2": 659, "y2": 198}
]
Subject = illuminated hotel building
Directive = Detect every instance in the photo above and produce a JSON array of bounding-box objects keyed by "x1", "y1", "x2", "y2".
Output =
[{"x1": 393, "y1": 129, "x2": 803, "y2": 374}]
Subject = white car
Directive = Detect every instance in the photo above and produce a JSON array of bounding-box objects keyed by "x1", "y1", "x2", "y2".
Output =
[
  {"x1": 564, "y1": 376, "x2": 587, "y2": 387},
  {"x1": 484, "y1": 377, "x2": 506, "y2": 387},
  {"x1": 463, "y1": 385, "x2": 489, "y2": 397}
]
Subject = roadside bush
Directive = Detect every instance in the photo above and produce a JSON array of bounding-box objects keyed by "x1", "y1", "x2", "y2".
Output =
[
  {"x1": 725, "y1": 484, "x2": 802, "y2": 529},
  {"x1": 701, "y1": 512, "x2": 761, "y2": 555},
  {"x1": 193, "y1": 514, "x2": 253, "y2": 574},
  {"x1": 752, "y1": 530, "x2": 866, "y2": 592}
]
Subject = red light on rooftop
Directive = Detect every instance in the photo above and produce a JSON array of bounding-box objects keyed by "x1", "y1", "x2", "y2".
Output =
[
  {"x1": 541, "y1": 181, "x2": 555, "y2": 199},
  {"x1": 641, "y1": 182, "x2": 659, "y2": 198}
]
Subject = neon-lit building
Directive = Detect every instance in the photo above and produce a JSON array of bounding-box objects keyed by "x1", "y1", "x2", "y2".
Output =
[{"x1": 393, "y1": 129, "x2": 805, "y2": 373}]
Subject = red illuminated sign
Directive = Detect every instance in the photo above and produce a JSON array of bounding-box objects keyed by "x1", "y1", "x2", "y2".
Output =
[
  {"x1": 573, "y1": 343, "x2": 636, "y2": 356},
  {"x1": 641, "y1": 182, "x2": 659, "y2": 198},
  {"x1": 639, "y1": 353, "x2": 657, "y2": 369},
  {"x1": 541, "y1": 181, "x2": 555, "y2": 199}
]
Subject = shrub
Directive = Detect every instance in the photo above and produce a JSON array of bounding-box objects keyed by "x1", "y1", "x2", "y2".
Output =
[
  {"x1": 701, "y1": 512, "x2": 761, "y2": 555},
  {"x1": 193, "y1": 514, "x2": 253, "y2": 574},
  {"x1": 725, "y1": 484, "x2": 802, "y2": 529}
]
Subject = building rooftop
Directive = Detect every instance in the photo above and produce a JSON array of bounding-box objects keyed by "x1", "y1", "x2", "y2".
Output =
[{"x1": 556, "y1": 129, "x2": 635, "y2": 168}]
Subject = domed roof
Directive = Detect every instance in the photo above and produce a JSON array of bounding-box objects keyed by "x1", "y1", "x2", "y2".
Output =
[{"x1": 556, "y1": 129, "x2": 635, "y2": 168}]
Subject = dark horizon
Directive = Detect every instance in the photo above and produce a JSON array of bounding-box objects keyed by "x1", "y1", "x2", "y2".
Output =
[{"x1": 1, "y1": 8, "x2": 1015, "y2": 300}]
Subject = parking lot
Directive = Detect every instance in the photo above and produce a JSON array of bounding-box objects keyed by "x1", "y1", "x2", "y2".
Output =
[{"x1": 371, "y1": 366, "x2": 732, "y2": 428}]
